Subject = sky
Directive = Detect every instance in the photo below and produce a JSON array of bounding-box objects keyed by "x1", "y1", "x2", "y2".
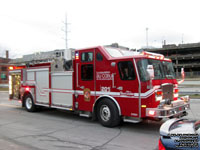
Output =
[{"x1": 0, "y1": 0, "x2": 200, "y2": 58}]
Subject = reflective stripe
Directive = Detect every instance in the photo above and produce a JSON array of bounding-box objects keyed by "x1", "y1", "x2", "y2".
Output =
[{"x1": 40, "y1": 87, "x2": 159, "y2": 99}]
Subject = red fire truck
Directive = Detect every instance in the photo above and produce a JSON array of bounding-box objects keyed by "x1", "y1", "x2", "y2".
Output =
[{"x1": 8, "y1": 46, "x2": 190, "y2": 127}]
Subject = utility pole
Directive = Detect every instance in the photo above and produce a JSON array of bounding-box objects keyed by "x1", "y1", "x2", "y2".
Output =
[
  {"x1": 146, "y1": 27, "x2": 149, "y2": 48},
  {"x1": 63, "y1": 14, "x2": 71, "y2": 60},
  {"x1": 65, "y1": 14, "x2": 68, "y2": 50}
]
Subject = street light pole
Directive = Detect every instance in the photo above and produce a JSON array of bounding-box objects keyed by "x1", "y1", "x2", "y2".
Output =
[{"x1": 146, "y1": 27, "x2": 149, "y2": 48}]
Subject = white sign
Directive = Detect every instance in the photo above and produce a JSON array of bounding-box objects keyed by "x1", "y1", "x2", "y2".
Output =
[{"x1": 96, "y1": 71, "x2": 112, "y2": 80}]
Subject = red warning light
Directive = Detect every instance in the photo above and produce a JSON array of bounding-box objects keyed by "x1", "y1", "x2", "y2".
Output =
[
  {"x1": 75, "y1": 52, "x2": 79, "y2": 60},
  {"x1": 25, "y1": 87, "x2": 30, "y2": 92}
]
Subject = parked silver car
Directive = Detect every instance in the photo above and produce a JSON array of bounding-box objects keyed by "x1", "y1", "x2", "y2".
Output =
[{"x1": 159, "y1": 118, "x2": 200, "y2": 150}]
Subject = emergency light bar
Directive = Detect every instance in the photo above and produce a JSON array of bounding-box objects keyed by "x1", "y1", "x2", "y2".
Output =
[{"x1": 141, "y1": 51, "x2": 165, "y2": 60}]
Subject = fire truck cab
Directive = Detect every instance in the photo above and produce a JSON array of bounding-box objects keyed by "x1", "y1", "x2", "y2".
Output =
[{"x1": 9, "y1": 46, "x2": 190, "y2": 127}]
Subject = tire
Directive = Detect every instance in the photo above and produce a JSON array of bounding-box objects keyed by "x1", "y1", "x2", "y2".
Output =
[
  {"x1": 97, "y1": 99, "x2": 121, "y2": 127},
  {"x1": 24, "y1": 94, "x2": 37, "y2": 112}
]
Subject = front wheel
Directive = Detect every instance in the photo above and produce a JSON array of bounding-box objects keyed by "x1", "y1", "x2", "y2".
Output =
[
  {"x1": 24, "y1": 94, "x2": 37, "y2": 112},
  {"x1": 97, "y1": 99, "x2": 121, "y2": 127}
]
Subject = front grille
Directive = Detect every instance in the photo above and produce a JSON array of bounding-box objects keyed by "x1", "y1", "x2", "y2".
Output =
[{"x1": 162, "y1": 84, "x2": 173, "y2": 100}]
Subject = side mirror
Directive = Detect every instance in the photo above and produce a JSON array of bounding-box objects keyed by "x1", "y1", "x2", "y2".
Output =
[{"x1": 147, "y1": 65, "x2": 154, "y2": 79}]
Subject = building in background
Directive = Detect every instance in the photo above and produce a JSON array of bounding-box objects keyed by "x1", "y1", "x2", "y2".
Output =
[
  {"x1": 0, "y1": 50, "x2": 10, "y2": 86},
  {"x1": 146, "y1": 42, "x2": 200, "y2": 78}
]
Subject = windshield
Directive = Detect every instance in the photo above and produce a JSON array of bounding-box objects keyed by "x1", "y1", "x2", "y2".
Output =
[
  {"x1": 162, "y1": 61, "x2": 176, "y2": 79},
  {"x1": 137, "y1": 59, "x2": 175, "y2": 81}
]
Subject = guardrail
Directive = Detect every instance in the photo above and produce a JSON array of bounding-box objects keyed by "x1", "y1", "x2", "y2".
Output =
[{"x1": 176, "y1": 71, "x2": 200, "y2": 78}]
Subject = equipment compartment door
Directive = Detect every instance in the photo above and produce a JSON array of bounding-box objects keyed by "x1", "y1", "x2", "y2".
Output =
[
  {"x1": 34, "y1": 68, "x2": 49, "y2": 104},
  {"x1": 51, "y1": 72, "x2": 73, "y2": 107},
  {"x1": 74, "y1": 49, "x2": 95, "y2": 112}
]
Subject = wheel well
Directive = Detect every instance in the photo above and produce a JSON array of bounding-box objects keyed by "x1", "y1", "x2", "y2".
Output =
[
  {"x1": 22, "y1": 92, "x2": 32, "y2": 107},
  {"x1": 93, "y1": 96, "x2": 121, "y2": 119}
]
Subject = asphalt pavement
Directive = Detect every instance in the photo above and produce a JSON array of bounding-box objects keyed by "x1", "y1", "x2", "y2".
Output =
[{"x1": 0, "y1": 92, "x2": 199, "y2": 150}]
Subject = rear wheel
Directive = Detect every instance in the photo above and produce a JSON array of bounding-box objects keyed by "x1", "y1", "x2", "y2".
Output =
[
  {"x1": 24, "y1": 94, "x2": 37, "y2": 112},
  {"x1": 97, "y1": 99, "x2": 121, "y2": 127}
]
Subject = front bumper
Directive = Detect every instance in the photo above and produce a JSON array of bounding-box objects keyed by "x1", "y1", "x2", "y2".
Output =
[{"x1": 146, "y1": 99, "x2": 190, "y2": 118}]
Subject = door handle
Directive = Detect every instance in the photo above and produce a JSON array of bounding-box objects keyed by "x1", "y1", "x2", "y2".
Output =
[
  {"x1": 80, "y1": 86, "x2": 85, "y2": 89},
  {"x1": 117, "y1": 86, "x2": 123, "y2": 91}
]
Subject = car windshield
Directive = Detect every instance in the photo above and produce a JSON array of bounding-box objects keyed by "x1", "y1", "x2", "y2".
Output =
[{"x1": 137, "y1": 59, "x2": 175, "y2": 81}]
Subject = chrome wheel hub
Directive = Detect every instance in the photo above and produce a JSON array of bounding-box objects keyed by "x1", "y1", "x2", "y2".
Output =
[
  {"x1": 26, "y1": 97, "x2": 32, "y2": 109},
  {"x1": 100, "y1": 105, "x2": 111, "y2": 122}
]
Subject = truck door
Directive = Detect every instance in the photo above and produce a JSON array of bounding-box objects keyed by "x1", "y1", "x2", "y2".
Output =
[
  {"x1": 74, "y1": 49, "x2": 95, "y2": 111},
  {"x1": 115, "y1": 60, "x2": 140, "y2": 117}
]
